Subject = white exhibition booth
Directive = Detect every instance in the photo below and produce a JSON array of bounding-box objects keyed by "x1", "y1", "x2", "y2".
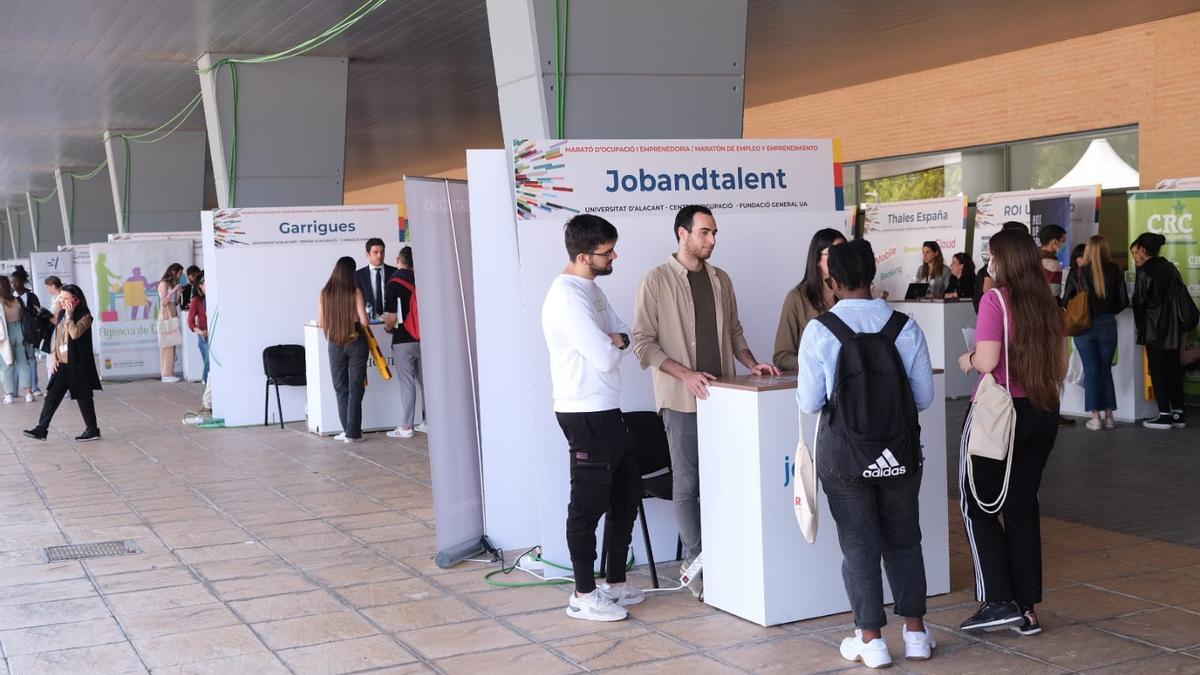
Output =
[
  {"x1": 890, "y1": 299, "x2": 976, "y2": 399},
  {"x1": 1061, "y1": 310, "x2": 1157, "y2": 422},
  {"x1": 698, "y1": 372, "x2": 949, "y2": 626}
]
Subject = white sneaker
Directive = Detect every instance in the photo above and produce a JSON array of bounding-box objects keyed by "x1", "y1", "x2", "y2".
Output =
[
  {"x1": 2, "y1": 395, "x2": 12, "y2": 404},
  {"x1": 839, "y1": 630, "x2": 892, "y2": 669},
  {"x1": 387, "y1": 426, "x2": 415, "y2": 438},
  {"x1": 414, "y1": 422, "x2": 428, "y2": 433},
  {"x1": 161, "y1": 376, "x2": 181, "y2": 383},
  {"x1": 333, "y1": 433, "x2": 346, "y2": 442},
  {"x1": 903, "y1": 625, "x2": 936, "y2": 661},
  {"x1": 565, "y1": 590, "x2": 627, "y2": 622},
  {"x1": 24, "y1": 393, "x2": 33, "y2": 403},
  {"x1": 345, "y1": 436, "x2": 365, "y2": 443},
  {"x1": 599, "y1": 582, "x2": 645, "y2": 606}
]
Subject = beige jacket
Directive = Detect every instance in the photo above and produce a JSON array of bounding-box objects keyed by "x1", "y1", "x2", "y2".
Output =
[
  {"x1": 633, "y1": 254, "x2": 749, "y2": 413},
  {"x1": 772, "y1": 286, "x2": 823, "y2": 372}
]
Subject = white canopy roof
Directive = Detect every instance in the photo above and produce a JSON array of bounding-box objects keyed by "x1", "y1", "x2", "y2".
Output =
[{"x1": 1051, "y1": 139, "x2": 1139, "y2": 189}]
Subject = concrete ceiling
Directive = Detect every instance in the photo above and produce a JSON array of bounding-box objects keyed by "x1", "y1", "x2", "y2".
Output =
[{"x1": 1, "y1": 0, "x2": 1198, "y2": 210}]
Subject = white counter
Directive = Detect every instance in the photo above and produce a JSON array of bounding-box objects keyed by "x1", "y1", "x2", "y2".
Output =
[
  {"x1": 303, "y1": 323, "x2": 424, "y2": 435},
  {"x1": 1061, "y1": 310, "x2": 1158, "y2": 422},
  {"x1": 180, "y1": 327, "x2": 204, "y2": 382},
  {"x1": 891, "y1": 299, "x2": 976, "y2": 398},
  {"x1": 697, "y1": 373, "x2": 950, "y2": 627}
]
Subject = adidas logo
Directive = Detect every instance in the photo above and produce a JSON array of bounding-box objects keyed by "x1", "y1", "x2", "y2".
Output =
[{"x1": 862, "y1": 448, "x2": 907, "y2": 478}]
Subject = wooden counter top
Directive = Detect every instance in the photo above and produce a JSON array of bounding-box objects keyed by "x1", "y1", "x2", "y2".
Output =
[{"x1": 709, "y1": 369, "x2": 945, "y2": 393}]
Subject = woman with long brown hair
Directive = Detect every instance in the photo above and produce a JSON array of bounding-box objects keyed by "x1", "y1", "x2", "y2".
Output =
[
  {"x1": 318, "y1": 256, "x2": 371, "y2": 442},
  {"x1": 158, "y1": 263, "x2": 185, "y2": 382},
  {"x1": 772, "y1": 227, "x2": 846, "y2": 370},
  {"x1": 1062, "y1": 235, "x2": 1128, "y2": 429},
  {"x1": 956, "y1": 228, "x2": 1066, "y2": 637},
  {"x1": 915, "y1": 241, "x2": 951, "y2": 297}
]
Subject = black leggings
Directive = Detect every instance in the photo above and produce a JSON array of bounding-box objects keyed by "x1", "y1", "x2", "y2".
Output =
[{"x1": 37, "y1": 368, "x2": 98, "y2": 432}]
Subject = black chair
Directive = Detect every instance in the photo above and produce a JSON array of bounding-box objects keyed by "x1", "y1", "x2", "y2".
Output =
[
  {"x1": 598, "y1": 410, "x2": 681, "y2": 589},
  {"x1": 263, "y1": 345, "x2": 306, "y2": 429}
]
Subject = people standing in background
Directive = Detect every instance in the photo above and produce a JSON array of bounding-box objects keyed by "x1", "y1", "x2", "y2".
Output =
[
  {"x1": 915, "y1": 241, "x2": 952, "y2": 297},
  {"x1": 1131, "y1": 232, "x2": 1188, "y2": 430},
  {"x1": 10, "y1": 266, "x2": 42, "y2": 397},
  {"x1": 385, "y1": 247, "x2": 424, "y2": 439},
  {"x1": 319, "y1": 256, "x2": 372, "y2": 443},
  {"x1": 354, "y1": 238, "x2": 397, "y2": 322},
  {"x1": 23, "y1": 285, "x2": 103, "y2": 442},
  {"x1": 974, "y1": 222, "x2": 1031, "y2": 313},
  {"x1": 796, "y1": 240, "x2": 936, "y2": 668},
  {"x1": 1066, "y1": 243, "x2": 1087, "y2": 290},
  {"x1": 633, "y1": 205, "x2": 780, "y2": 601},
  {"x1": 187, "y1": 273, "x2": 211, "y2": 413},
  {"x1": 1037, "y1": 225, "x2": 1067, "y2": 298},
  {"x1": 0, "y1": 277, "x2": 33, "y2": 404},
  {"x1": 44, "y1": 276, "x2": 64, "y2": 326},
  {"x1": 179, "y1": 265, "x2": 202, "y2": 312},
  {"x1": 543, "y1": 214, "x2": 644, "y2": 622},
  {"x1": 944, "y1": 253, "x2": 976, "y2": 300},
  {"x1": 773, "y1": 228, "x2": 846, "y2": 371},
  {"x1": 1062, "y1": 236, "x2": 1128, "y2": 430},
  {"x1": 957, "y1": 228, "x2": 1067, "y2": 637},
  {"x1": 157, "y1": 263, "x2": 184, "y2": 382}
]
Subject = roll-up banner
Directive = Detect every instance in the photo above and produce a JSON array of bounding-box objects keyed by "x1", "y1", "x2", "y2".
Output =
[
  {"x1": 1030, "y1": 195, "x2": 1074, "y2": 267},
  {"x1": 201, "y1": 204, "x2": 399, "y2": 427},
  {"x1": 403, "y1": 177, "x2": 485, "y2": 567},
  {"x1": 88, "y1": 239, "x2": 193, "y2": 378},
  {"x1": 1128, "y1": 190, "x2": 1200, "y2": 402},
  {"x1": 30, "y1": 251, "x2": 75, "y2": 292},
  {"x1": 973, "y1": 185, "x2": 1100, "y2": 263},
  {"x1": 862, "y1": 196, "x2": 968, "y2": 300}
]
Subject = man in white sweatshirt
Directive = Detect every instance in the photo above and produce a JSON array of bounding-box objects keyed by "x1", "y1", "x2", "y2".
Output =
[{"x1": 542, "y1": 214, "x2": 644, "y2": 622}]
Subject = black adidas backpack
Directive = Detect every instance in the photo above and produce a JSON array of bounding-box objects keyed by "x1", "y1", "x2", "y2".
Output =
[{"x1": 815, "y1": 310, "x2": 922, "y2": 484}]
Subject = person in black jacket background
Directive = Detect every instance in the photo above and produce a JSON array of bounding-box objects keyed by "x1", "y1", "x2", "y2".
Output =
[
  {"x1": 1062, "y1": 235, "x2": 1129, "y2": 430},
  {"x1": 1130, "y1": 233, "x2": 1187, "y2": 429},
  {"x1": 24, "y1": 285, "x2": 103, "y2": 442}
]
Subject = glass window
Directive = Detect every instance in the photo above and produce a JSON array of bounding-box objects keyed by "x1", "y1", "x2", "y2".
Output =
[
  {"x1": 1008, "y1": 128, "x2": 1138, "y2": 190},
  {"x1": 859, "y1": 152, "x2": 961, "y2": 204},
  {"x1": 841, "y1": 163, "x2": 857, "y2": 210}
]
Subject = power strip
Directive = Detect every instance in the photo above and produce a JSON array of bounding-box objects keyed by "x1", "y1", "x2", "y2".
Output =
[
  {"x1": 517, "y1": 554, "x2": 544, "y2": 573},
  {"x1": 680, "y1": 552, "x2": 703, "y2": 586}
]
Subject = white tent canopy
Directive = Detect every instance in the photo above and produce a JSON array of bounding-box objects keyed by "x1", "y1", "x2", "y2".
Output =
[{"x1": 1051, "y1": 138, "x2": 1139, "y2": 189}]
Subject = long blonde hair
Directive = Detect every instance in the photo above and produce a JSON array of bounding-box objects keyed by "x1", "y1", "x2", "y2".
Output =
[
  {"x1": 320, "y1": 257, "x2": 359, "y2": 346},
  {"x1": 1083, "y1": 235, "x2": 1111, "y2": 299}
]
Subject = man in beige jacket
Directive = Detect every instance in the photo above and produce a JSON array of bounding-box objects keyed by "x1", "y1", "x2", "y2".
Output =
[{"x1": 633, "y1": 205, "x2": 779, "y2": 599}]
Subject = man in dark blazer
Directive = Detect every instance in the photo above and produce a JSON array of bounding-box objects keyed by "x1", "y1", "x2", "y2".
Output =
[{"x1": 355, "y1": 237, "x2": 397, "y2": 321}]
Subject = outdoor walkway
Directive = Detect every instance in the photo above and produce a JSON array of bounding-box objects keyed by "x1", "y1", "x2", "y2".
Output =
[{"x1": 1, "y1": 382, "x2": 1199, "y2": 674}]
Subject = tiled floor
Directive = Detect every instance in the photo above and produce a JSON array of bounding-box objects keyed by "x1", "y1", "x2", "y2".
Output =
[{"x1": 1, "y1": 382, "x2": 1199, "y2": 674}]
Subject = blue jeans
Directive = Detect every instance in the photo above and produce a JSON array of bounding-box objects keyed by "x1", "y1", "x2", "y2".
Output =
[
  {"x1": 1073, "y1": 313, "x2": 1118, "y2": 412},
  {"x1": 2, "y1": 321, "x2": 31, "y2": 395},
  {"x1": 197, "y1": 336, "x2": 209, "y2": 382}
]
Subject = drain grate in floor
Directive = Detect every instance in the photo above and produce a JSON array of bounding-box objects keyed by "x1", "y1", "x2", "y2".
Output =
[{"x1": 40, "y1": 540, "x2": 141, "y2": 563}]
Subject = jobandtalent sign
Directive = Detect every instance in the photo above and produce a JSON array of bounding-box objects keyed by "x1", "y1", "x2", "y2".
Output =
[
  {"x1": 513, "y1": 138, "x2": 843, "y2": 220},
  {"x1": 89, "y1": 239, "x2": 193, "y2": 378},
  {"x1": 1128, "y1": 190, "x2": 1200, "y2": 401},
  {"x1": 973, "y1": 185, "x2": 1100, "y2": 262},
  {"x1": 863, "y1": 196, "x2": 968, "y2": 299}
]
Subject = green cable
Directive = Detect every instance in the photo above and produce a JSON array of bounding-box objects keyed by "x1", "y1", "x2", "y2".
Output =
[
  {"x1": 562, "y1": 0, "x2": 569, "y2": 138},
  {"x1": 65, "y1": 160, "x2": 108, "y2": 181},
  {"x1": 123, "y1": 93, "x2": 203, "y2": 144},
  {"x1": 68, "y1": 176, "x2": 75, "y2": 240},
  {"x1": 483, "y1": 549, "x2": 635, "y2": 588},
  {"x1": 228, "y1": 62, "x2": 239, "y2": 206}
]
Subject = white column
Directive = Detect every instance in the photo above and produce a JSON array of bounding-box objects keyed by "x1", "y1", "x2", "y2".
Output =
[
  {"x1": 197, "y1": 54, "x2": 348, "y2": 208},
  {"x1": 25, "y1": 190, "x2": 66, "y2": 252},
  {"x1": 103, "y1": 129, "x2": 207, "y2": 234}
]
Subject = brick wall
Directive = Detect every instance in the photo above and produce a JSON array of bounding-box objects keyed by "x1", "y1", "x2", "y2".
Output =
[{"x1": 744, "y1": 11, "x2": 1200, "y2": 188}]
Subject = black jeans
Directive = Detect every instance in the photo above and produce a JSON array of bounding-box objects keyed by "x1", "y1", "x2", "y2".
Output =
[
  {"x1": 820, "y1": 464, "x2": 926, "y2": 630},
  {"x1": 555, "y1": 410, "x2": 643, "y2": 594},
  {"x1": 1145, "y1": 344, "x2": 1184, "y2": 413},
  {"x1": 328, "y1": 336, "x2": 368, "y2": 439},
  {"x1": 37, "y1": 368, "x2": 98, "y2": 432},
  {"x1": 960, "y1": 398, "x2": 1058, "y2": 606}
]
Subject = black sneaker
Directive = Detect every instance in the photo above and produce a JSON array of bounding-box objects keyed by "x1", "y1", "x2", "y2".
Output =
[
  {"x1": 22, "y1": 428, "x2": 47, "y2": 441},
  {"x1": 1010, "y1": 606, "x2": 1042, "y2": 636},
  {"x1": 75, "y1": 429, "x2": 101, "y2": 442},
  {"x1": 960, "y1": 601, "x2": 1023, "y2": 632},
  {"x1": 1143, "y1": 413, "x2": 1174, "y2": 430},
  {"x1": 1172, "y1": 411, "x2": 1187, "y2": 429}
]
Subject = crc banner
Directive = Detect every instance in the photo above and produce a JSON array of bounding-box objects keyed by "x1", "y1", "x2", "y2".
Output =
[
  {"x1": 89, "y1": 239, "x2": 193, "y2": 378},
  {"x1": 1128, "y1": 190, "x2": 1200, "y2": 401},
  {"x1": 513, "y1": 138, "x2": 843, "y2": 220},
  {"x1": 863, "y1": 196, "x2": 968, "y2": 299},
  {"x1": 973, "y1": 185, "x2": 1100, "y2": 262}
]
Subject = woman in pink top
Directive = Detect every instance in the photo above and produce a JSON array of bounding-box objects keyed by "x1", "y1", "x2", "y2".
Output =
[{"x1": 956, "y1": 228, "x2": 1067, "y2": 637}]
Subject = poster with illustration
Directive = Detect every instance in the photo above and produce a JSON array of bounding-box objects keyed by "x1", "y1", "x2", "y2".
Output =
[{"x1": 88, "y1": 239, "x2": 193, "y2": 378}]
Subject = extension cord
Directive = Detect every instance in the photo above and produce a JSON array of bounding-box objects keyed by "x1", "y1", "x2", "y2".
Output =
[
  {"x1": 680, "y1": 552, "x2": 703, "y2": 587},
  {"x1": 517, "y1": 555, "x2": 544, "y2": 573}
]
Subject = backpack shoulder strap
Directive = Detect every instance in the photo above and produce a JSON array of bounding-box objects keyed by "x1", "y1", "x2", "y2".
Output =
[
  {"x1": 814, "y1": 311, "x2": 855, "y2": 345},
  {"x1": 880, "y1": 311, "x2": 909, "y2": 341}
]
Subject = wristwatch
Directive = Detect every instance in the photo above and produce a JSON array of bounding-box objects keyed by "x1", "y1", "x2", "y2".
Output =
[{"x1": 619, "y1": 333, "x2": 630, "y2": 350}]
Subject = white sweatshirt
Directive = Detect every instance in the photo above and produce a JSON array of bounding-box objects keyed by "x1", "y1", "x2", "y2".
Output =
[{"x1": 541, "y1": 274, "x2": 630, "y2": 413}]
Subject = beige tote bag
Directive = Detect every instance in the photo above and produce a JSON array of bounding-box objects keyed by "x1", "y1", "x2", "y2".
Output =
[
  {"x1": 966, "y1": 288, "x2": 1016, "y2": 515},
  {"x1": 793, "y1": 418, "x2": 818, "y2": 544}
]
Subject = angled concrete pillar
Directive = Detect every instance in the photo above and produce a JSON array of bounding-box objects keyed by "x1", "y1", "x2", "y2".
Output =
[
  {"x1": 486, "y1": 0, "x2": 747, "y2": 140},
  {"x1": 103, "y1": 129, "x2": 207, "y2": 233},
  {"x1": 55, "y1": 166, "x2": 118, "y2": 246},
  {"x1": 25, "y1": 190, "x2": 65, "y2": 252},
  {"x1": 5, "y1": 208, "x2": 25, "y2": 257},
  {"x1": 197, "y1": 54, "x2": 348, "y2": 208}
]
